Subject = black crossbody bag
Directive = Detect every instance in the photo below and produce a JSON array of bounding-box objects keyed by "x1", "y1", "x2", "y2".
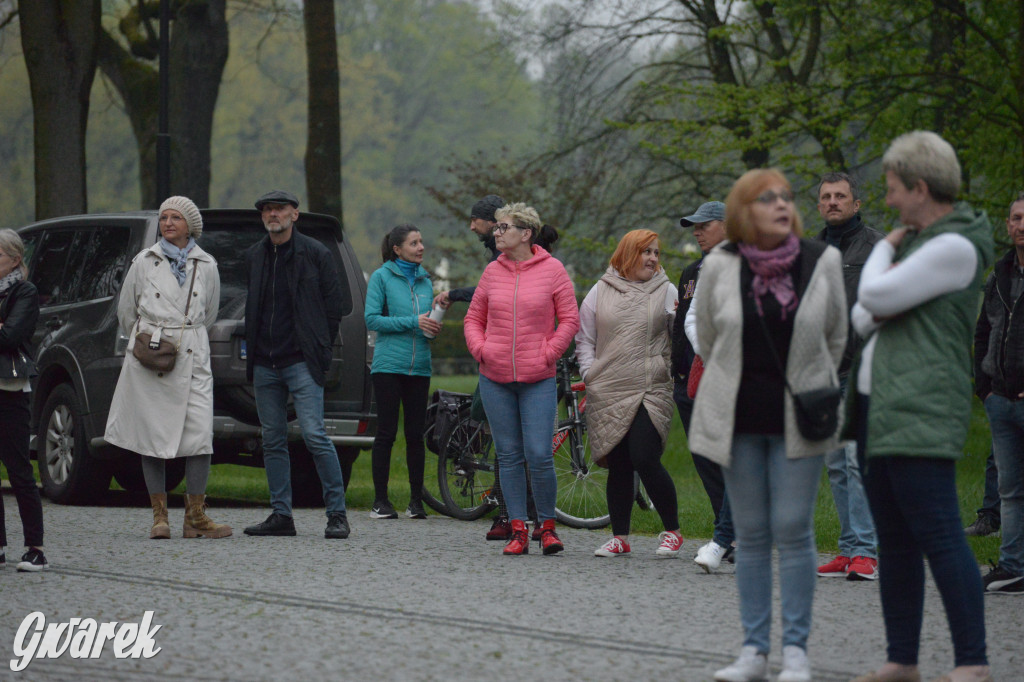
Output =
[{"x1": 753, "y1": 308, "x2": 841, "y2": 441}]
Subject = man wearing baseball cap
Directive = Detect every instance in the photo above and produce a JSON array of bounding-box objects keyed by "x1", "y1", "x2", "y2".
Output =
[
  {"x1": 671, "y1": 200, "x2": 735, "y2": 572},
  {"x1": 243, "y1": 190, "x2": 350, "y2": 540}
]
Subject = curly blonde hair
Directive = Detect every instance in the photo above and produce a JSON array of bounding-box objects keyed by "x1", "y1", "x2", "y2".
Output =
[{"x1": 495, "y1": 202, "x2": 542, "y2": 243}]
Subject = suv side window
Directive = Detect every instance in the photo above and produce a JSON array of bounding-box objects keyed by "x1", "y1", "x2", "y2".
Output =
[
  {"x1": 62, "y1": 226, "x2": 131, "y2": 302},
  {"x1": 200, "y1": 225, "x2": 353, "y2": 317},
  {"x1": 29, "y1": 230, "x2": 76, "y2": 306}
]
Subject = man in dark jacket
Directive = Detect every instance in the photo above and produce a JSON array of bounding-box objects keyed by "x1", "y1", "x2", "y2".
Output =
[
  {"x1": 974, "y1": 191, "x2": 1024, "y2": 594},
  {"x1": 242, "y1": 190, "x2": 349, "y2": 540},
  {"x1": 813, "y1": 172, "x2": 885, "y2": 581},
  {"x1": 672, "y1": 201, "x2": 735, "y2": 572}
]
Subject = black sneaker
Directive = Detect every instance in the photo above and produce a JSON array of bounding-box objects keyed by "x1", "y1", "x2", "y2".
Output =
[
  {"x1": 244, "y1": 512, "x2": 297, "y2": 536},
  {"x1": 965, "y1": 514, "x2": 1000, "y2": 537},
  {"x1": 370, "y1": 500, "x2": 398, "y2": 519},
  {"x1": 405, "y1": 500, "x2": 427, "y2": 519},
  {"x1": 325, "y1": 512, "x2": 350, "y2": 539},
  {"x1": 723, "y1": 545, "x2": 736, "y2": 564},
  {"x1": 983, "y1": 564, "x2": 1024, "y2": 594},
  {"x1": 17, "y1": 548, "x2": 48, "y2": 572},
  {"x1": 0, "y1": 551, "x2": 6, "y2": 568}
]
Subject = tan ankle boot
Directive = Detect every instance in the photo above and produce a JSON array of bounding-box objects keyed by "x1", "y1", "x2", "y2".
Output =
[
  {"x1": 183, "y1": 494, "x2": 232, "y2": 538},
  {"x1": 149, "y1": 493, "x2": 170, "y2": 539}
]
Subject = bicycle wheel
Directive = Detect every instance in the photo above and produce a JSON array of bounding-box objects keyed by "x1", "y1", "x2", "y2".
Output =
[
  {"x1": 421, "y1": 419, "x2": 452, "y2": 516},
  {"x1": 552, "y1": 420, "x2": 610, "y2": 529},
  {"x1": 437, "y1": 416, "x2": 498, "y2": 521}
]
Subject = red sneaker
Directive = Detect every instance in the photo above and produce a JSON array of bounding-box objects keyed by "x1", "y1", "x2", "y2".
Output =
[
  {"x1": 536, "y1": 519, "x2": 564, "y2": 555},
  {"x1": 846, "y1": 555, "x2": 878, "y2": 581},
  {"x1": 655, "y1": 530, "x2": 683, "y2": 558},
  {"x1": 486, "y1": 517, "x2": 512, "y2": 541},
  {"x1": 817, "y1": 555, "x2": 852, "y2": 577},
  {"x1": 594, "y1": 536, "x2": 631, "y2": 557},
  {"x1": 503, "y1": 520, "x2": 530, "y2": 555}
]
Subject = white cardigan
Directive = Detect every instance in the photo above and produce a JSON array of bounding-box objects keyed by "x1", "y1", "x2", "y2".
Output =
[{"x1": 688, "y1": 241, "x2": 847, "y2": 467}]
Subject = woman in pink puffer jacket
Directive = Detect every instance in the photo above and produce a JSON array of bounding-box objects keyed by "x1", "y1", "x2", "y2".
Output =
[{"x1": 464, "y1": 202, "x2": 579, "y2": 556}]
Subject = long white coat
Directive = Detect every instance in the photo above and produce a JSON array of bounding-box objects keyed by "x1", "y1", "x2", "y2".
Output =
[{"x1": 104, "y1": 242, "x2": 220, "y2": 459}]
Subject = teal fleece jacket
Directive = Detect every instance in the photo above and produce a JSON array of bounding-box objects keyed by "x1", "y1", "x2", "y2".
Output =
[{"x1": 365, "y1": 260, "x2": 434, "y2": 377}]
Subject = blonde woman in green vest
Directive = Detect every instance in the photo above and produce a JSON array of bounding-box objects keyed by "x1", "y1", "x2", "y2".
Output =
[{"x1": 850, "y1": 131, "x2": 993, "y2": 682}]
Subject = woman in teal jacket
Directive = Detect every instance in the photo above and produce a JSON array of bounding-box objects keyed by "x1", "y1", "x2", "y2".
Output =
[{"x1": 365, "y1": 224, "x2": 441, "y2": 520}]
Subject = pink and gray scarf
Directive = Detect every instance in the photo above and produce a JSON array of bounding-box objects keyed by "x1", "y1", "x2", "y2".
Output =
[{"x1": 737, "y1": 233, "x2": 800, "y2": 319}]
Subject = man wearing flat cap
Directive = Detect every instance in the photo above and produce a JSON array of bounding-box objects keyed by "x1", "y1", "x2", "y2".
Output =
[
  {"x1": 243, "y1": 190, "x2": 349, "y2": 539},
  {"x1": 671, "y1": 200, "x2": 735, "y2": 572}
]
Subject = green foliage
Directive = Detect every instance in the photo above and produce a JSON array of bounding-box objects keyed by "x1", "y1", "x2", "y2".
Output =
[{"x1": 0, "y1": 0, "x2": 541, "y2": 273}]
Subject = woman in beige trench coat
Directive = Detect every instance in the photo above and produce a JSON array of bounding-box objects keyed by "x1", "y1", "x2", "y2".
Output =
[{"x1": 105, "y1": 196, "x2": 231, "y2": 539}]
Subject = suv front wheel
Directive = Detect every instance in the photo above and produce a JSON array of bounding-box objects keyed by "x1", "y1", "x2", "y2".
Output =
[{"x1": 37, "y1": 383, "x2": 112, "y2": 504}]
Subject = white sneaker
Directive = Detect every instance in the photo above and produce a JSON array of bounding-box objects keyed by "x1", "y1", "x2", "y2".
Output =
[
  {"x1": 713, "y1": 645, "x2": 768, "y2": 682},
  {"x1": 695, "y1": 541, "x2": 728, "y2": 573},
  {"x1": 777, "y1": 645, "x2": 811, "y2": 682}
]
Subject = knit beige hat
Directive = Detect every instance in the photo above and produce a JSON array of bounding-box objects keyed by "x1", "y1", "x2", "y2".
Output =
[{"x1": 159, "y1": 196, "x2": 203, "y2": 238}]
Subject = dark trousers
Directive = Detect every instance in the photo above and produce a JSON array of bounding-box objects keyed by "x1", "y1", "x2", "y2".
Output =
[
  {"x1": 0, "y1": 390, "x2": 44, "y2": 548},
  {"x1": 858, "y1": 395, "x2": 987, "y2": 667},
  {"x1": 606, "y1": 405, "x2": 679, "y2": 536},
  {"x1": 977, "y1": 447, "x2": 1000, "y2": 522},
  {"x1": 371, "y1": 373, "x2": 430, "y2": 504},
  {"x1": 675, "y1": 381, "x2": 728, "y2": 522}
]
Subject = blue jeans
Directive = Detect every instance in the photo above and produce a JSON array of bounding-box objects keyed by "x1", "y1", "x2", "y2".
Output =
[
  {"x1": 825, "y1": 440, "x2": 877, "y2": 558},
  {"x1": 254, "y1": 363, "x2": 346, "y2": 517},
  {"x1": 712, "y1": 489, "x2": 735, "y2": 549},
  {"x1": 478, "y1": 375, "x2": 557, "y2": 523},
  {"x1": 984, "y1": 394, "x2": 1024, "y2": 576},
  {"x1": 977, "y1": 447, "x2": 1000, "y2": 521},
  {"x1": 863, "y1": 456, "x2": 987, "y2": 666},
  {"x1": 723, "y1": 434, "x2": 822, "y2": 653}
]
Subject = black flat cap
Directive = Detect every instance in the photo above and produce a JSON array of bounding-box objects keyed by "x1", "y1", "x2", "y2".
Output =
[{"x1": 255, "y1": 190, "x2": 300, "y2": 210}]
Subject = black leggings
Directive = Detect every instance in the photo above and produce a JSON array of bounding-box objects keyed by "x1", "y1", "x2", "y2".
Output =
[
  {"x1": 371, "y1": 373, "x2": 430, "y2": 504},
  {"x1": 606, "y1": 404, "x2": 679, "y2": 537},
  {"x1": 0, "y1": 390, "x2": 44, "y2": 548}
]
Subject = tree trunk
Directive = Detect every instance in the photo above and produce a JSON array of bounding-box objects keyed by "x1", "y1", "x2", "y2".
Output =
[
  {"x1": 168, "y1": 0, "x2": 228, "y2": 206},
  {"x1": 97, "y1": 29, "x2": 159, "y2": 208},
  {"x1": 19, "y1": 0, "x2": 101, "y2": 219},
  {"x1": 304, "y1": 0, "x2": 343, "y2": 223}
]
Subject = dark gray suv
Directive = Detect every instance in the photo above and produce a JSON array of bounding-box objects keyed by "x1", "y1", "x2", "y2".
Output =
[{"x1": 17, "y1": 209, "x2": 376, "y2": 505}]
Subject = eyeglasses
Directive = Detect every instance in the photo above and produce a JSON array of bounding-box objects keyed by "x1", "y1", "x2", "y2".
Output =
[
  {"x1": 493, "y1": 223, "x2": 523, "y2": 235},
  {"x1": 755, "y1": 190, "x2": 795, "y2": 205}
]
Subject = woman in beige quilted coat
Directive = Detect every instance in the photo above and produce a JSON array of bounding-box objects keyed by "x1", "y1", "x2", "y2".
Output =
[{"x1": 574, "y1": 229, "x2": 682, "y2": 559}]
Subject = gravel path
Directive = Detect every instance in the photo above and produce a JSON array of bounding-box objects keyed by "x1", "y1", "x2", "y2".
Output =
[{"x1": 0, "y1": 494, "x2": 1017, "y2": 681}]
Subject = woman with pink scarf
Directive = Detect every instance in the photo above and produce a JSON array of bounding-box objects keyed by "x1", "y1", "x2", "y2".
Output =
[{"x1": 689, "y1": 169, "x2": 847, "y2": 682}]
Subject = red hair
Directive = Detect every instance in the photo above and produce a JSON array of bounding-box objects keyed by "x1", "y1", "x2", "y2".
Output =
[{"x1": 609, "y1": 229, "x2": 660, "y2": 277}]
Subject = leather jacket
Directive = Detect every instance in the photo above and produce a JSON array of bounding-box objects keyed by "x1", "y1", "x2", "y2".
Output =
[
  {"x1": 0, "y1": 279, "x2": 40, "y2": 356},
  {"x1": 245, "y1": 229, "x2": 343, "y2": 386},
  {"x1": 814, "y1": 215, "x2": 885, "y2": 376},
  {"x1": 975, "y1": 248, "x2": 1024, "y2": 399}
]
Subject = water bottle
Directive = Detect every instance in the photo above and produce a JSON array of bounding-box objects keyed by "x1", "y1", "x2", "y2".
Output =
[{"x1": 423, "y1": 304, "x2": 446, "y2": 339}]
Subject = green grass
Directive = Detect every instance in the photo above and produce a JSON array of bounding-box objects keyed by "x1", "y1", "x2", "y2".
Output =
[{"x1": 194, "y1": 376, "x2": 1001, "y2": 561}]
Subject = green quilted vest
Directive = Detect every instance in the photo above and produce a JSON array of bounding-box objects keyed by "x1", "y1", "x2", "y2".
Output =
[{"x1": 865, "y1": 202, "x2": 993, "y2": 460}]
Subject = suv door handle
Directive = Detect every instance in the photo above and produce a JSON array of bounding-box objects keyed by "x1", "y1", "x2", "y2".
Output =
[{"x1": 45, "y1": 316, "x2": 63, "y2": 331}]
